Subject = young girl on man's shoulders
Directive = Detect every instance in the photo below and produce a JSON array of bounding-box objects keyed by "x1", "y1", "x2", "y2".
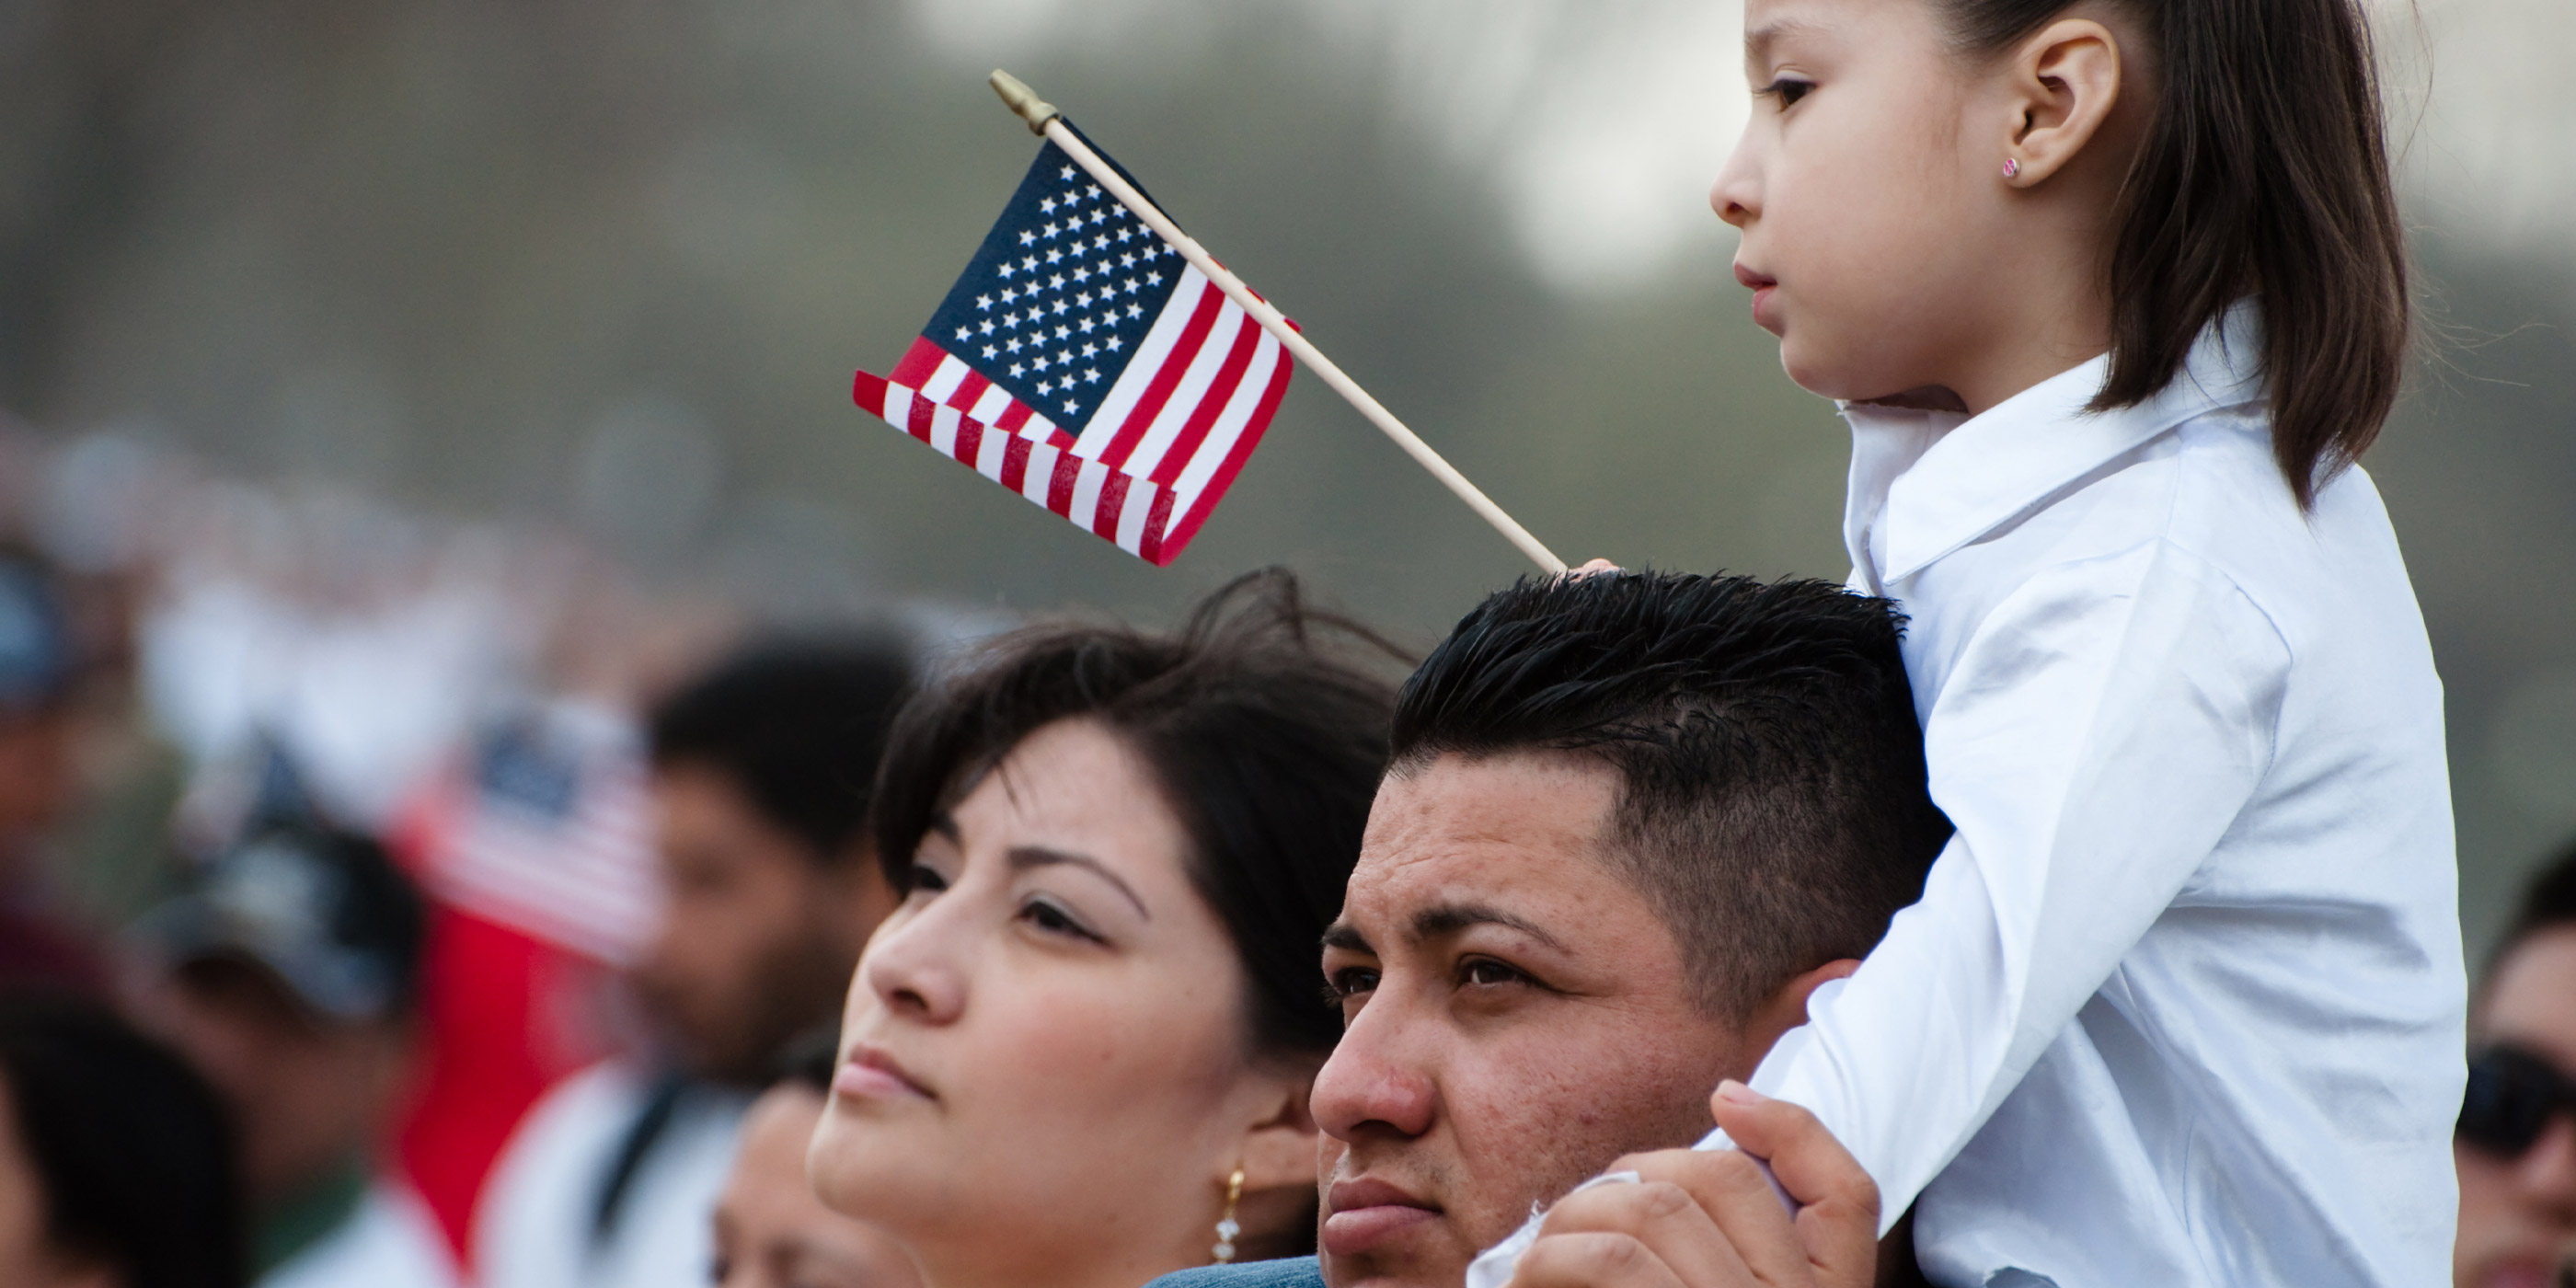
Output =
[{"x1": 1673, "y1": 0, "x2": 2449, "y2": 1283}]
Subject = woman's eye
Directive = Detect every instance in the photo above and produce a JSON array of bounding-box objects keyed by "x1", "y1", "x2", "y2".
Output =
[
  {"x1": 1018, "y1": 897, "x2": 1100, "y2": 942},
  {"x1": 1460, "y1": 959, "x2": 1524, "y2": 988},
  {"x1": 905, "y1": 863, "x2": 951, "y2": 895},
  {"x1": 1762, "y1": 77, "x2": 1813, "y2": 108}
]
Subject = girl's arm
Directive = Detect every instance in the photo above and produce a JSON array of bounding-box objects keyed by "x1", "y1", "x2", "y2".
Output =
[{"x1": 1749, "y1": 536, "x2": 2290, "y2": 1231}]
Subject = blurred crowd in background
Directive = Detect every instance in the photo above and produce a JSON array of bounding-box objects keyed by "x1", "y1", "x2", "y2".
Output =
[{"x1": 0, "y1": 420, "x2": 958, "y2": 1286}]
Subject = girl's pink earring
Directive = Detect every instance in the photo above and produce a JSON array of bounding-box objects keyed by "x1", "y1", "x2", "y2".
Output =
[{"x1": 2002, "y1": 157, "x2": 2021, "y2": 179}]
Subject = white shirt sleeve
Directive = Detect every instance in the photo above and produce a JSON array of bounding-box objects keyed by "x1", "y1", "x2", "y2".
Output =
[{"x1": 1749, "y1": 537, "x2": 2293, "y2": 1233}]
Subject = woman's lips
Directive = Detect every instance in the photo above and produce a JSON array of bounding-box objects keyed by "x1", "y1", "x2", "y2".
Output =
[
  {"x1": 833, "y1": 1046, "x2": 935, "y2": 1102},
  {"x1": 1321, "y1": 1178, "x2": 1441, "y2": 1258}
]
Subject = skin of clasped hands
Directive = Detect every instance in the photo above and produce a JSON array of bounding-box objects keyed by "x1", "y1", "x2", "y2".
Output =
[{"x1": 1503, "y1": 1082, "x2": 1879, "y2": 1288}]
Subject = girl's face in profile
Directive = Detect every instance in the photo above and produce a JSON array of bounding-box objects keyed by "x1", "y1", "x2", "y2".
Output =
[
  {"x1": 1710, "y1": 0, "x2": 2138, "y2": 411},
  {"x1": 809, "y1": 718, "x2": 1299, "y2": 1287},
  {"x1": 1714, "y1": 0, "x2": 2006, "y2": 403}
]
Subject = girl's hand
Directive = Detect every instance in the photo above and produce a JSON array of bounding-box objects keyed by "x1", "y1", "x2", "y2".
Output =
[{"x1": 1505, "y1": 1083, "x2": 1880, "y2": 1288}]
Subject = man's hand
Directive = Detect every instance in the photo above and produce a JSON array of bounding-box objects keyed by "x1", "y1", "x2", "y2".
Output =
[{"x1": 1505, "y1": 1082, "x2": 1880, "y2": 1288}]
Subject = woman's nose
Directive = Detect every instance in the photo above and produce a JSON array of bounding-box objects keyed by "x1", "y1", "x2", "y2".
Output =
[{"x1": 860, "y1": 904, "x2": 968, "y2": 1025}]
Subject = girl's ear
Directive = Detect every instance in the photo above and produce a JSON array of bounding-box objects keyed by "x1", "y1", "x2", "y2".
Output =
[{"x1": 2000, "y1": 17, "x2": 2126, "y2": 187}]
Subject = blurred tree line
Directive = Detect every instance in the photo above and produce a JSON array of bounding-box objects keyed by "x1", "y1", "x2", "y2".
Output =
[{"x1": 0, "y1": 0, "x2": 2568, "y2": 947}]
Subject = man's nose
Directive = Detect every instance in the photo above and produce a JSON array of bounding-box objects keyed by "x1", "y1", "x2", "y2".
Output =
[
  {"x1": 1309, "y1": 995, "x2": 1436, "y2": 1142},
  {"x1": 2514, "y1": 1116, "x2": 2576, "y2": 1220}
]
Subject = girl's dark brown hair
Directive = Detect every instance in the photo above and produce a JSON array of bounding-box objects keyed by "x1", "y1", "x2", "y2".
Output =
[
  {"x1": 1943, "y1": 0, "x2": 2409, "y2": 507},
  {"x1": 871, "y1": 568, "x2": 1405, "y2": 1064}
]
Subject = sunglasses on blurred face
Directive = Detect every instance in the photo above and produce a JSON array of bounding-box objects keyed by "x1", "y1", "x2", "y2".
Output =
[{"x1": 2459, "y1": 1044, "x2": 2576, "y2": 1160}]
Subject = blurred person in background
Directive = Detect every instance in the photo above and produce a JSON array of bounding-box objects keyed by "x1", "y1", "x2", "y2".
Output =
[
  {"x1": 0, "y1": 995, "x2": 245, "y2": 1288},
  {"x1": 0, "y1": 551, "x2": 104, "y2": 995},
  {"x1": 2457, "y1": 837, "x2": 2576, "y2": 1288},
  {"x1": 709, "y1": 1031, "x2": 922, "y2": 1288},
  {"x1": 807, "y1": 571, "x2": 1399, "y2": 1288},
  {"x1": 127, "y1": 822, "x2": 450, "y2": 1288},
  {"x1": 479, "y1": 635, "x2": 914, "y2": 1288}
]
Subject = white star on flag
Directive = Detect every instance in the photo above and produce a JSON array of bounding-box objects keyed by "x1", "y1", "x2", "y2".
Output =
[{"x1": 850, "y1": 128, "x2": 1293, "y2": 565}]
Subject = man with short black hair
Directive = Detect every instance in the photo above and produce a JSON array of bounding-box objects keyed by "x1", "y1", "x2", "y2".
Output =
[
  {"x1": 2455, "y1": 838, "x2": 2576, "y2": 1288},
  {"x1": 132, "y1": 822, "x2": 452, "y2": 1288},
  {"x1": 1155, "y1": 570, "x2": 1947, "y2": 1288},
  {"x1": 479, "y1": 635, "x2": 915, "y2": 1288}
]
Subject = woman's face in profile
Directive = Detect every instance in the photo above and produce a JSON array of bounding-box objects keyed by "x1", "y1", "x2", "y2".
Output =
[{"x1": 810, "y1": 717, "x2": 1286, "y2": 1284}]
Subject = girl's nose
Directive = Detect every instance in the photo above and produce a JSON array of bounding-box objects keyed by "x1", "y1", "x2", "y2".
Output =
[{"x1": 1709, "y1": 135, "x2": 1763, "y2": 228}]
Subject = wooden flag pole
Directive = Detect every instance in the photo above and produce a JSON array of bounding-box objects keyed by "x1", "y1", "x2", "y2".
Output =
[{"x1": 989, "y1": 70, "x2": 1568, "y2": 576}]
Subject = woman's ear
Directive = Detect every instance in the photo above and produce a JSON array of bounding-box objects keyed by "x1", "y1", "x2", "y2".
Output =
[
  {"x1": 1224, "y1": 1073, "x2": 1323, "y2": 1261},
  {"x1": 1999, "y1": 17, "x2": 2125, "y2": 187},
  {"x1": 1234, "y1": 1072, "x2": 1320, "y2": 1196}
]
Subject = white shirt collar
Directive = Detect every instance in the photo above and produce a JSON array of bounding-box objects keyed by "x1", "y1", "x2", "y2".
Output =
[{"x1": 1840, "y1": 305, "x2": 2268, "y2": 589}]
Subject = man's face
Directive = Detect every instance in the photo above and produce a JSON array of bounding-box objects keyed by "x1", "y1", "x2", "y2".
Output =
[
  {"x1": 636, "y1": 765, "x2": 890, "y2": 1084},
  {"x1": 138, "y1": 959, "x2": 409, "y2": 1206},
  {"x1": 1310, "y1": 753, "x2": 1765, "y2": 1288},
  {"x1": 2457, "y1": 927, "x2": 2576, "y2": 1288}
]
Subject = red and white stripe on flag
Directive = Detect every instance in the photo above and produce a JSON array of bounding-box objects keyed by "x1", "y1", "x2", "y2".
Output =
[{"x1": 855, "y1": 263, "x2": 1291, "y2": 567}]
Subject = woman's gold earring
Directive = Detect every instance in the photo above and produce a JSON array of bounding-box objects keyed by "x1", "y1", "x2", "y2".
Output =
[{"x1": 1212, "y1": 1167, "x2": 1246, "y2": 1264}]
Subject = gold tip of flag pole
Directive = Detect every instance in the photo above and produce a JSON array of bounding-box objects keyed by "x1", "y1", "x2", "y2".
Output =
[{"x1": 989, "y1": 70, "x2": 1060, "y2": 134}]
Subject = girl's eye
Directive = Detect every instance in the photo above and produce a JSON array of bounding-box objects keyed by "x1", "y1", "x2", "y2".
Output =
[
  {"x1": 1761, "y1": 76, "x2": 1813, "y2": 108},
  {"x1": 1328, "y1": 967, "x2": 1380, "y2": 1000},
  {"x1": 1460, "y1": 959, "x2": 1524, "y2": 988},
  {"x1": 1018, "y1": 896, "x2": 1101, "y2": 942}
]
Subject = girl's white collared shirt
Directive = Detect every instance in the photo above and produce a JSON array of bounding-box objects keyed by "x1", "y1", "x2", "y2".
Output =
[{"x1": 1757, "y1": 316, "x2": 2464, "y2": 1286}]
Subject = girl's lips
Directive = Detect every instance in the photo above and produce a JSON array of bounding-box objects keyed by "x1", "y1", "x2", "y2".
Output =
[
  {"x1": 1733, "y1": 263, "x2": 1781, "y2": 332},
  {"x1": 833, "y1": 1046, "x2": 935, "y2": 1102}
]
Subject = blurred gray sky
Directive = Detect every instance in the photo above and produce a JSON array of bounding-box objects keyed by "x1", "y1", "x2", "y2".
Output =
[{"x1": 0, "y1": 0, "x2": 2569, "y2": 949}]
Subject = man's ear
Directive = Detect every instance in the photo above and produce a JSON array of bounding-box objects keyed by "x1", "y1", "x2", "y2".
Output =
[
  {"x1": 1999, "y1": 17, "x2": 2124, "y2": 187},
  {"x1": 1746, "y1": 957, "x2": 1863, "y2": 1052}
]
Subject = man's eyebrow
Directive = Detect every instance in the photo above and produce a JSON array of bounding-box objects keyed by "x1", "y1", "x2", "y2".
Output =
[
  {"x1": 1410, "y1": 903, "x2": 1568, "y2": 953},
  {"x1": 1321, "y1": 922, "x2": 1372, "y2": 954},
  {"x1": 1006, "y1": 845, "x2": 1150, "y2": 920}
]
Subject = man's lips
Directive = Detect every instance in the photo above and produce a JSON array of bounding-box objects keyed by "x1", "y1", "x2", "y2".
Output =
[
  {"x1": 1322, "y1": 1177, "x2": 1441, "y2": 1258},
  {"x1": 832, "y1": 1045, "x2": 936, "y2": 1102}
]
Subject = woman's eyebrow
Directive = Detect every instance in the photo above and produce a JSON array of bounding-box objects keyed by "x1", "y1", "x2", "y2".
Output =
[{"x1": 1006, "y1": 845, "x2": 1151, "y2": 920}]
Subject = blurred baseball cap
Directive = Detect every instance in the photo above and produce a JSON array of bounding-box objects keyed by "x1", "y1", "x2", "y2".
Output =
[{"x1": 134, "y1": 824, "x2": 426, "y2": 1024}]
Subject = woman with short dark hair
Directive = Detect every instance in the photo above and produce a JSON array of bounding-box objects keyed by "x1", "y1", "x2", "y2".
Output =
[
  {"x1": 0, "y1": 995, "x2": 247, "y2": 1288},
  {"x1": 807, "y1": 569, "x2": 1401, "y2": 1288}
]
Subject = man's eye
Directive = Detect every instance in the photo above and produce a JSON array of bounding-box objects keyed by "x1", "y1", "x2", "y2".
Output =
[
  {"x1": 1328, "y1": 967, "x2": 1380, "y2": 999},
  {"x1": 1460, "y1": 959, "x2": 1523, "y2": 988},
  {"x1": 1761, "y1": 77, "x2": 1813, "y2": 108}
]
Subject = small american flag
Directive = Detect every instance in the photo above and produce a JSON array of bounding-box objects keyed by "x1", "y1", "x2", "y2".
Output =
[{"x1": 853, "y1": 130, "x2": 1291, "y2": 566}]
